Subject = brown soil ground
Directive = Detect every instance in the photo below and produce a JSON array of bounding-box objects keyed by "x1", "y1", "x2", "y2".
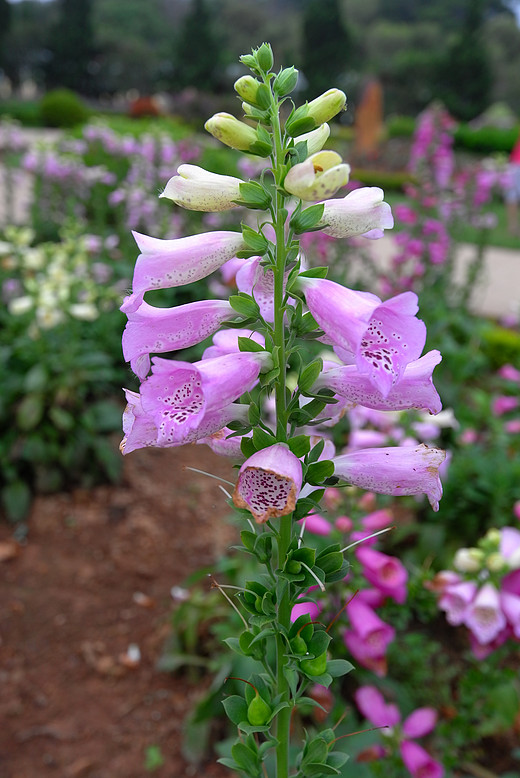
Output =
[{"x1": 1, "y1": 445, "x2": 238, "y2": 778}]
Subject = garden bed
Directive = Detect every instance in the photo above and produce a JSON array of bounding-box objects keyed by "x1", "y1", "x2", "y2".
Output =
[{"x1": 0, "y1": 444, "x2": 237, "y2": 778}]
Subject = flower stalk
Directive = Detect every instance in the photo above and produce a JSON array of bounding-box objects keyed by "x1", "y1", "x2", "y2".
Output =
[{"x1": 120, "y1": 42, "x2": 446, "y2": 778}]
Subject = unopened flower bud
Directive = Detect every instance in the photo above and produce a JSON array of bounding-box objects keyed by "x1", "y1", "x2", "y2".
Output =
[
  {"x1": 486, "y1": 552, "x2": 506, "y2": 572},
  {"x1": 160, "y1": 164, "x2": 242, "y2": 212},
  {"x1": 307, "y1": 88, "x2": 347, "y2": 125},
  {"x1": 256, "y1": 42, "x2": 274, "y2": 72},
  {"x1": 453, "y1": 548, "x2": 482, "y2": 573},
  {"x1": 205, "y1": 112, "x2": 262, "y2": 153},
  {"x1": 273, "y1": 66, "x2": 299, "y2": 97},
  {"x1": 483, "y1": 528, "x2": 501, "y2": 548},
  {"x1": 234, "y1": 75, "x2": 262, "y2": 104},
  {"x1": 284, "y1": 150, "x2": 350, "y2": 201},
  {"x1": 294, "y1": 123, "x2": 331, "y2": 156}
]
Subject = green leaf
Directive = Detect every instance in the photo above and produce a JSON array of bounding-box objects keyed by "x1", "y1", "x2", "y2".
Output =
[
  {"x1": 231, "y1": 742, "x2": 259, "y2": 774},
  {"x1": 326, "y1": 659, "x2": 355, "y2": 678},
  {"x1": 16, "y1": 394, "x2": 44, "y2": 431},
  {"x1": 299, "y1": 266, "x2": 329, "y2": 279},
  {"x1": 217, "y1": 757, "x2": 240, "y2": 770},
  {"x1": 242, "y1": 224, "x2": 269, "y2": 252},
  {"x1": 23, "y1": 364, "x2": 48, "y2": 393},
  {"x1": 2, "y1": 480, "x2": 32, "y2": 522},
  {"x1": 229, "y1": 293, "x2": 260, "y2": 319},
  {"x1": 252, "y1": 427, "x2": 277, "y2": 450},
  {"x1": 306, "y1": 460, "x2": 335, "y2": 485},
  {"x1": 290, "y1": 203, "x2": 325, "y2": 234},
  {"x1": 222, "y1": 695, "x2": 248, "y2": 726},
  {"x1": 48, "y1": 406, "x2": 75, "y2": 431},
  {"x1": 238, "y1": 336, "x2": 264, "y2": 353},
  {"x1": 240, "y1": 530, "x2": 257, "y2": 552},
  {"x1": 237, "y1": 181, "x2": 272, "y2": 210},
  {"x1": 327, "y1": 752, "x2": 350, "y2": 769},
  {"x1": 288, "y1": 435, "x2": 311, "y2": 458},
  {"x1": 303, "y1": 763, "x2": 340, "y2": 776},
  {"x1": 307, "y1": 439, "x2": 325, "y2": 464},
  {"x1": 299, "y1": 359, "x2": 323, "y2": 393},
  {"x1": 241, "y1": 436, "x2": 256, "y2": 459}
]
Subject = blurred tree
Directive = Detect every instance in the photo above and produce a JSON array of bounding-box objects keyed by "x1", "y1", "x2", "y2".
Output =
[
  {"x1": 44, "y1": 0, "x2": 97, "y2": 95},
  {"x1": 364, "y1": 21, "x2": 442, "y2": 115},
  {"x1": 301, "y1": 0, "x2": 354, "y2": 97},
  {"x1": 93, "y1": 0, "x2": 172, "y2": 94},
  {"x1": 0, "y1": 0, "x2": 11, "y2": 74},
  {"x1": 173, "y1": 0, "x2": 221, "y2": 92},
  {"x1": 433, "y1": 0, "x2": 493, "y2": 120},
  {"x1": 2, "y1": 0, "x2": 57, "y2": 90},
  {"x1": 485, "y1": 13, "x2": 520, "y2": 113}
]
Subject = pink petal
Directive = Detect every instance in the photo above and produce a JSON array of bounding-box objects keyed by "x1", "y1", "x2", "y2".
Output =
[
  {"x1": 333, "y1": 444, "x2": 445, "y2": 511},
  {"x1": 402, "y1": 707, "x2": 437, "y2": 738},
  {"x1": 354, "y1": 685, "x2": 400, "y2": 728},
  {"x1": 315, "y1": 350, "x2": 442, "y2": 414},
  {"x1": 121, "y1": 297, "x2": 235, "y2": 378},
  {"x1": 464, "y1": 582, "x2": 507, "y2": 645},
  {"x1": 131, "y1": 230, "x2": 245, "y2": 294},
  {"x1": 400, "y1": 740, "x2": 444, "y2": 778}
]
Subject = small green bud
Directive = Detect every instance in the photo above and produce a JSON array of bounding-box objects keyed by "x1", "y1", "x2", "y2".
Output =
[
  {"x1": 256, "y1": 42, "x2": 274, "y2": 72},
  {"x1": 287, "y1": 560, "x2": 302, "y2": 574},
  {"x1": 301, "y1": 651, "x2": 327, "y2": 676},
  {"x1": 247, "y1": 693, "x2": 271, "y2": 726},
  {"x1": 273, "y1": 66, "x2": 299, "y2": 97},
  {"x1": 290, "y1": 635, "x2": 308, "y2": 655}
]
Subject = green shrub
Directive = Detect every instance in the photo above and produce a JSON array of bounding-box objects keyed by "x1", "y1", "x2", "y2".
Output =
[
  {"x1": 386, "y1": 115, "x2": 416, "y2": 138},
  {"x1": 480, "y1": 323, "x2": 520, "y2": 370},
  {"x1": 350, "y1": 167, "x2": 414, "y2": 191},
  {"x1": 39, "y1": 89, "x2": 89, "y2": 128},
  {"x1": 0, "y1": 99, "x2": 41, "y2": 126},
  {"x1": 454, "y1": 124, "x2": 520, "y2": 154}
]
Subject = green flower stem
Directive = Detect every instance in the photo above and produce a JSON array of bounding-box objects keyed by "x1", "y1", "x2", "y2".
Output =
[
  {"x1": 269, "y1": 80, "x2": 293, "y2": 778},
  {"x1": 275, "y1": 512, "x2": 293, "y2": 778},
  {"x1": 270, "y1": 88, "x2": 289, "y2": 443}
]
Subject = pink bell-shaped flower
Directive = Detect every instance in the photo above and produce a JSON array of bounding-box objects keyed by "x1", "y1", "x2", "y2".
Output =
[
  {"x1": 332, "y1": 444, "x2": 445, "y2": 511},
  {"x1": 233, "y1": 443, "x2": 303, "y2": 523}
]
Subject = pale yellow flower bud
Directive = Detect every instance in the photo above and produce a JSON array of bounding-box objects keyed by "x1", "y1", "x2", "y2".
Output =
[
  {"x1": 284, "y1": 150, "x2": 350, "y2": 201},
  {"x1": 307, "y1": 89, "x2": 347, "y2": 125},
  {"x1": 234, "y1": 75, "x2": 262, "y2": 105},
  {"x1": 294, "y1": 124, "x2": 331, "y2": 156},
  {"x1": 205, "y1": 112, "x2": 259, "y2": 152},
  {"x1": 160, "y1": 165, "x2": 242, "y2": 212},
  {"x1": 453, "y1": 548, "x2": 482, "y2": 573}
]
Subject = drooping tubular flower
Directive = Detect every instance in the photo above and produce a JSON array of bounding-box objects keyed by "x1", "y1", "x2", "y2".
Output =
[
  {"x1": 160, "y1": 164, "x2": 243, "y2": 212},
  {"x1": 299, "y1": 277, "x2": 427, "y2": 397},
  {"x1": 130, "y1": 230, "x2": 245, "y2": 295},
  {"x1": 315, "y1": 187, "x2": 394, "y2": 239},
  {"x1": 332, "y1": 444, "x2": 445, "y2": 511},
  {"x1": 284, "y1": 150, "x2": 350, "y2": 201},
  {"x1": 121, "y1": 295, "x2": 236, "y2": 379},
  {"x1": 120, "y1": 389, "x2": 249, "y2": 454},
  {"x1": 313, "y1": 350, "x2": 442, "y2": 415},
  {"x1": 139, "y1": 350, "x2": 270, "y2": 446},
  {"x1": 233, "y1": 443, "x2": 303, "y2": 523}
]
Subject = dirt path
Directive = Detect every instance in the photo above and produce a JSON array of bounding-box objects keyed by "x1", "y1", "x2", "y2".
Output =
[{"x1": 1, "y1": 444, "x2": 237, "y2": 778}]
